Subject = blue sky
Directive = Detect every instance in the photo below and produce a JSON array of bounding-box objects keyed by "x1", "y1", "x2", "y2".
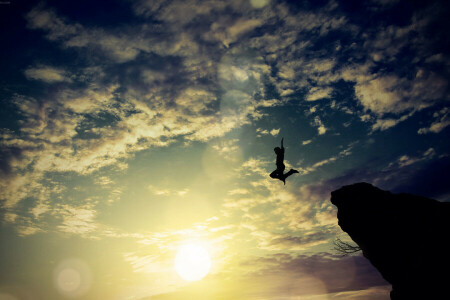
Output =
[{"x1": 0, "y1": 0, "x2": 449, "y2": 299}]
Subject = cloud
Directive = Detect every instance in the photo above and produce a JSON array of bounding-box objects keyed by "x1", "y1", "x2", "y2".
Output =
[
  {"x1": 247, "y1": 2, "x2": 450, "y2": 133},
  {"x1": 2, "y1": 2, "x2": 450, "y2": 299},
  {"x1": 4, "y1": 2, "x2": 288, "y2": 237},
  {"x1": 269, "y1": 128, "x2": 280, "y2": 136},
  {"x1": 5, "y1": 56, "x2": 270, "y2": 217},
  {"x1": 418, "y1": 107, "x2": 450, "y2": 134},
  {"x1": 312, "y1": 116, "x2": 327, "y2": 135},
  {"x1": 266, "y1": 230, "x2": 332, "y2": 251},
  {"x1": 133, "y1": 0, "x2": 226, "y2": 24},
  {"x1": 28, "y1": 0, "x2": 449, "y2": 146},
  {"x1": 246, "y1": 253, "x2": 388, "y2": 292},
  {"x1": 297, "y1": 144, "x2": 354, "y2": 175},
  {"x1": 24, "y1": 66, "x2": 71, "y2": 83},
  {"x1": 26, "y1": 6, "x2": 179, "y2": 62},
  {"x1": 124, "y1": 253, "x2": 172, "y2": 274},
  {"x1": 297, "y1": 148, "x2": 449, "y2": 202},
  {"x1": 228, "y1": 188, "x2": 250, "y2": 196},
  {"x1": 0, "y1": 144, "x2": 24, "y2": 178},
  {"x1": 57, "y1": 208, "x2": 97, "y2": 235},
  {"x1": 327, "y1": 286, "x2": 392, "y2": 300},
  {"x1": 354, "y1": 71, "x2": 446, "y2": 116},
  {"x1": 95, "y1": 176, "x2": 113, "y2": 186},
  {"x1": 221, "y1": 157, "x2": 345, "y2": 252},
  {"x1": 306, "y1": 87, "x2": 333, "y2": 101},
  {"x1": 224, "y1": 147, "x2": 447, "y2": 253},
  {"x1": 250, "y1": 0, "x2": 271, "y2": 9},
  {"x1": 386, "y1": 147, "x2": 436, "y2": 169},
  {"x1": 148, "y1": 185, "x2": 189, "y2": 197},
  {"x1": 256, "y1": 128, "x2": 280, "y2": 137},
  {"x1": 26, "y1": 6, "x2": 80, "y2": 40},
  {"x1": 5, "y1": 0, "x2": 449, "y2": 250},
  {"x1": 370, "y1": 111, "x2": 416, "y2": 131},
  {"x1": 206, "y1": 18, "x2": 264, "y2": 48}
]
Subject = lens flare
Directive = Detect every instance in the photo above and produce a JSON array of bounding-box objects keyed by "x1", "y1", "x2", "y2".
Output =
[{"x1": 53, "y1": 258, "x2": 92, "y2": 298}]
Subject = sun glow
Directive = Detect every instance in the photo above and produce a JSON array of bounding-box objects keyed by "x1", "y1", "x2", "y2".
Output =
[{"x1": 174, "y1": 243, "x2": 211, "y2": 281}]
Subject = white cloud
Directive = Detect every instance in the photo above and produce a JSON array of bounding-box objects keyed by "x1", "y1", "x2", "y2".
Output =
[
  {"x1": 7, "y1": 0, "x2": 449, "y2": 243},
  {"x1": 256, "y1": 128, "x2": 280, "y2": 137},
  {"x1": 220, "y1": 157, "x2": 343, "y2": 252},
  {"x1": 338, "y1": 61, "x2": 448, "y2": 131},
  {"x1": 387, "y1": 147, "x2": 436, "y2": 169},
  {"x1": 269, "y1": 128, "x2": 280, "y2": 136},
  {"x1": 228, "y1": 188, "x2": 250, "y2": 195},
  {"x1": 250, "y1": 0, "x2": 270, "y2": 9},
  {"x1": 148, "y1": 185, "x2": 189, "y2": 197},
  {"x1": 371, "y1": 112, "x2": 413, "y2": 131},
  {"x1": 26, "y1": 6, "x2": 202, "y2": 62},
  {"x1": 418, "y1": 107, "x2": 450, "y2": 134},
  {"x1": 124, "y1": 253, "x2": 172, "y2": 274},
  {"x1": 26, "y1": 6, "x2": 80, "y2": 40},
  {"x1": 306, "y1": 87, "x2": 333, "y2": 101},
  {"x1": 297, "y1": 143, "x2": 355, "y2": 175},
  {"x1": 56, "y1": 205, "x2": 98, "y2": 235},
  {"x1": 208, "y1": 18, "x2": 264, "y2": 48},
  {"x1": 256, "y1": 128, "x2": 269, "y2": 136},
  {"x1": 25, "y1": 66, "x2": 71, "y2": 83},
  {"x1": 313, "y1": 116, "x2": 327, "y2": 135}
]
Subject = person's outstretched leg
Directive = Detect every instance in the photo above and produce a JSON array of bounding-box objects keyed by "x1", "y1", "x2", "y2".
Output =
[{"x1": 284, "y1": 169, "x2": 299, "y2": 179}]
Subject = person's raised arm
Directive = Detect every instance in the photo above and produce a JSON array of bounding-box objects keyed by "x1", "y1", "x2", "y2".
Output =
[{"x1": 281, "y1": 138, "x2": 284, "y2": 149}]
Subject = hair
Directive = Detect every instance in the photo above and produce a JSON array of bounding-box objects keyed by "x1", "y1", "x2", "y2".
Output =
[{"x1": 274, "y1": 147, "x2": 281, "y2": 154}]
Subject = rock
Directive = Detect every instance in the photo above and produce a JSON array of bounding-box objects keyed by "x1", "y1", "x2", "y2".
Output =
[{"x1": 331, "y1": 182, "x2": 450, "y2": 299}]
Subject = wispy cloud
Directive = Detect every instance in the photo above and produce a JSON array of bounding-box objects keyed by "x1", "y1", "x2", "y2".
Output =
[
  {"x1": 256, "y1": 128, "x2": 280, "y2": 137},
  {"x1": 297, "y1": 143, "x2": 356, "y2": 175},
  {"x1": 24, "y1": 65, "x2": 72, "y2": 83},
  {"x1": 148, "y1": 185, "x2": 189, "y2": 197},
  {"x1": 386, "y1": 147, "x2": 436, "y2": 169},
  {"x1": 56, "y1": 205, "x2": 98, "y2": 235},
  {"x1": 418, "y1": 107, "x2": 450, "y2": 134}
]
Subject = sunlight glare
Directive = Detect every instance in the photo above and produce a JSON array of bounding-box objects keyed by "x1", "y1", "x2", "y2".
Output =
[{"x1": 174, "y1": 243, "x2": 211, "y2": 281}]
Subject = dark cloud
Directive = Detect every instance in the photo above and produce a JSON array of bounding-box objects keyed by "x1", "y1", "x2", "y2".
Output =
[{"x1": 0, "y1": 146, "x2": 23, "y2": 177}]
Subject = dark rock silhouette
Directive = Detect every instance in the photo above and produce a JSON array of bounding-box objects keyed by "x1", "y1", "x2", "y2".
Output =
[{"x1": 331, "y1": 182, "x2": 450, "y2": 299}]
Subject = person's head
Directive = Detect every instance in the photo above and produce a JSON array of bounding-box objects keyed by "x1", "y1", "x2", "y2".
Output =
[
  {"x1": 274, "y1": 147, "x2": 281, "y2": 154},
  {"x1": 269, "y1": 172, "x2": 277, "y2": 178}
]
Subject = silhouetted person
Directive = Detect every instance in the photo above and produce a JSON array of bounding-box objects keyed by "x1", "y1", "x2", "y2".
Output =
[{"x1": 269, "y1": 138, "x2": 299, "y2": 185}]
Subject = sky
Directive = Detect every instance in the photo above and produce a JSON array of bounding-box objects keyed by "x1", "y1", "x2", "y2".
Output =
[{"x1": 0, "y1": 0, "x2": 449, "y2": 299}]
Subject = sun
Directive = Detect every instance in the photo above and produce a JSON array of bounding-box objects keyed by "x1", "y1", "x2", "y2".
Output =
[{"x1": 174, "y1": 243, "x2": 211, "y2": 281}]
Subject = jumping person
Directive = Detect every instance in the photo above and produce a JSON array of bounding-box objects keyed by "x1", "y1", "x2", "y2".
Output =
[{"x1": 269, "y1": 138, "x2": 299, "y2": 185}]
